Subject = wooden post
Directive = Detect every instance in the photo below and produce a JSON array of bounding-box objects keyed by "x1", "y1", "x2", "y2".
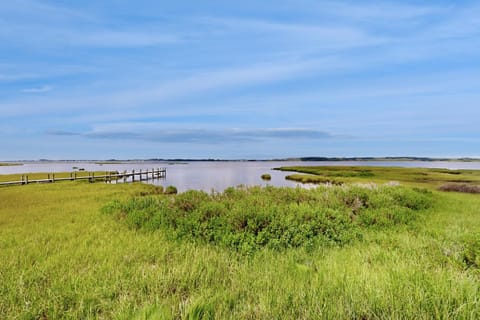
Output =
[
  {"x1": 132, "y1": 170, "x2": 135, "y2": 182},
  {"x1": 123, "y1": 170, "x2": 127, "y2": 183},
  {"x1": 21, "y1": 175, "x2": 24, "y2": 185},
  {"x1": 25, "y1": 175, "x2": 28, "y2": 184},
  {"x1": 52, "y1": 173, "x2": 55, "y2": 182},
  {"x1": 74, "y1": 172, "x2": 77, "y2": 180}
]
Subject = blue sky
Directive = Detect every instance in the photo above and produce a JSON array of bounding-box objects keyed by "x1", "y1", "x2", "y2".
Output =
[{"x1": 1, "y1": 0, "x2": 479, "y2": 160}]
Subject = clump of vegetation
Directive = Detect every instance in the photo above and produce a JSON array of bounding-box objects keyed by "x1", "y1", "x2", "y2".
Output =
[
  {"x1": 285, "y1": 174, "x2": 342, "y2": 185},
  {"x1": 164, "y1": 185, "x2": 178, "y2": 194},
  {"x1": 261, "y1": 173, "x2": 271, "y2": 180},
  {"x1": 439, "y1": 184, "x2": 480, "y2": 194},
  {"x1": 138, "y1": 185, "x2": 164, "y2": 196},
  {"x1": 104, "y1": 185, "x2": 433, "y2": 254}
]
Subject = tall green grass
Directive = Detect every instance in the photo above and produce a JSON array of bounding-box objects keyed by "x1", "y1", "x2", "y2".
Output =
[{"x1": 1, "y1": 172, "x2": 479, "y2": 318}]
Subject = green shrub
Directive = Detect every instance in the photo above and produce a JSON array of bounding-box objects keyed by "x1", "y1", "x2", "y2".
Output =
[
  {"x1": 105, "y1": 185, "x2": 432, "y2": 253},
  {"x1": 164, "y1": 186, "x2": 178, "y2": 194}
]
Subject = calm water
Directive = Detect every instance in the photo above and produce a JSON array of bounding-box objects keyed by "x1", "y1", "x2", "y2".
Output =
[{"x1": 1, "y1": 161, "x2": 480, "y2": 192}]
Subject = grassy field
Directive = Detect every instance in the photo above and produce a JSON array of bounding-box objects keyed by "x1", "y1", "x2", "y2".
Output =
[{"x1": 1, "y1": 168, "x2": 479, "y2": 319}]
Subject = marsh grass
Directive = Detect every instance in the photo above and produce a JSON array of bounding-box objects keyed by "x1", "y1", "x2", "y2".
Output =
[
  {"x1": 1, "y1": 169, "x2": 480, "y2": 318},
  {"x1": 285, "y1": 173, "x2": 342, "y2": 185},
  {"x1": 277, "y1": 165, "x2": 480, "y2": 187}
]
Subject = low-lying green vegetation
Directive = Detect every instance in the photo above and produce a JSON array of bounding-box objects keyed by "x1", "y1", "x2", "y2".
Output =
[
  {"x1": 277, "y1": 165, "x2": 480, "y2": 188},
  {"x1": 105, "y1": 185, "x2": 432, "y2": 254},
  {"x1": 260, "y1": 173, "x2": 271, "y2": 180},
  {"x1": 285, "y1": 173, "x2": 342, "y2": 185},
  {"x1": 0, "y1": 162, "x2": 22, "y2": 166},
  {"x1": 164, "y1": 185, "x2": 178, "y2": 194},
  {"x1": 1, "y1": 166, "x2": 480, "y2": 319}
]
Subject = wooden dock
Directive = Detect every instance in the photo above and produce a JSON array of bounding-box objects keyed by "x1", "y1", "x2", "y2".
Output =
[{"x1": 0, "y1": 168, "x2": 166, "y2": 187}]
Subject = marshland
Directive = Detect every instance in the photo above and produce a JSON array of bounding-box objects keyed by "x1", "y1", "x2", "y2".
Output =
[
  {"x1": 1, "y1": 164, "x2": 479, "y2": 319},
  {"x1": 4, "y1": 0, "x2": 480, "y2": 318}
]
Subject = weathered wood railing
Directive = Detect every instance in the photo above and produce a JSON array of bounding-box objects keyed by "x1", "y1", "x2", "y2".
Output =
[{"x1": 0, "y1": 168, "x2": 166, "y2": 186}]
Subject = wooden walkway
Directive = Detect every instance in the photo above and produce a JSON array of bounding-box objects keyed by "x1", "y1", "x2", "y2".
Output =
[{"x1": 0, "y1": 168, "x2": 166, "y2": 187}]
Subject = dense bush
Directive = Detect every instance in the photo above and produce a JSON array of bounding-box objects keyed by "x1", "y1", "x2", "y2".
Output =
[{"x1": 104, "y1": 185, "x2": 433, "y2": 253}]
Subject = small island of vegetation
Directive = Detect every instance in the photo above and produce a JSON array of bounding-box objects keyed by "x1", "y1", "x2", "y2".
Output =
[{"x1": 260, "y1": 173, "x2": 271, "y2": 180}]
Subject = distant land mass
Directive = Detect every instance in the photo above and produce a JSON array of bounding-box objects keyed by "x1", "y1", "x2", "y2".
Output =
[
  {"x1": 290, "y1": 157, "x2": 480, "y2": 162},
  {"x1": 145, "y1": 157, "x2": 480, "y2": 162},
  {"x1": 6, "y1": 157, "x2": 479, "y2": 162}
]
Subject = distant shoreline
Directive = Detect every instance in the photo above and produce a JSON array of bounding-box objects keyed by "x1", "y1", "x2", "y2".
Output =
[{"x1": 2, "y1": 157, "x2": 480, "y2": 163}]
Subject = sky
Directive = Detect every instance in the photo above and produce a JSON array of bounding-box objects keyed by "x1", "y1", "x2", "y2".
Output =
[{"x1": 1, "y1": 0, "x2": 480, "y2": 160}]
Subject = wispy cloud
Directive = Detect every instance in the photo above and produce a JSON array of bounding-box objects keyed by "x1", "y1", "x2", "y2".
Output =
[
  {"x1": 0, "y1": 0, "x2": 181, "y2": 48},
  {"x1": 22, "y1": 85, "x2": 53, "y2": 93},
  {"x1": 200, "y1": 16, "x2": 384, "y2": 51},
  {"x1": 47, "y1": 127, "x2": 335, "y2": 144},
  {"x1": 314, "y1": 1, "x2": 445, "y2": 22},
  {"x1": 0, "y1": 57, "x2": 342, "y2": 117},
  {"x1": 44, "y1": 129, "x2": 80, "y2": 136},
  {"x1": 74, "y1": 30, "x2": 180, "y2": 47}
]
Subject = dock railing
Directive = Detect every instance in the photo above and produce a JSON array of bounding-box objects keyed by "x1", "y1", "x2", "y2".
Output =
[{"x1": 0, "y1": 168, "x2": 166, "y2": 187}]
